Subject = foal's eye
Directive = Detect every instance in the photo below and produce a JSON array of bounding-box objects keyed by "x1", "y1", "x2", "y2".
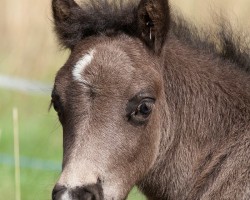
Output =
[
  {"x1": 138, "y1": 101, "x2": 153, "y2": 116},
  {"x1": 52, "y1": 100, "x2": 60, "y2": 112},
  {"x1": 51, "y1": 98, "x2": 62, "y2": 117},
  {"x1": 50, "y1": 90, "x2": 63, "y2": 121},
  {"x1": 129, "y1": 98, "x2": 155, "y2": 125}
]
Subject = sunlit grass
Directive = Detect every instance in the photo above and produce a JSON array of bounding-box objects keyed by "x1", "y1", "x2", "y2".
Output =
[{"x1": 0, "y1": 90, "x2": 61, "y2": 200}]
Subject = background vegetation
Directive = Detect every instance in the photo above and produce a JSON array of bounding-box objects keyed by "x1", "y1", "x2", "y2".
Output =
[{"x1": 0, "y1": 0, "x2": 249, "y2": 199}]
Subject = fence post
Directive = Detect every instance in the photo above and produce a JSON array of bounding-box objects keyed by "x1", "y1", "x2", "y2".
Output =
[{"x1": 13, "y1": 107, "x2": 21, "y2": 200}]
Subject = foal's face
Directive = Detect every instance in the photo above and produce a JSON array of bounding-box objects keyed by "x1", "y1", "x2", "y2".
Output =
[{"x1": 52, "y1": 36, "x2": 164, "y2": 199}]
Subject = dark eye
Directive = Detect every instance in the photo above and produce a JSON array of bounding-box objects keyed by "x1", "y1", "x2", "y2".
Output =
[
  {"x1": 52, "y1": 100, "x2": 60, "y2": 113},
  {"x1": 50, "y1": 89, "x2": 64, "y2": 122},
  {"x1": 128, "y1": 98, "x2": 155, "y2": 125},
  {"x1": 137, "y1": 101, "x2": 153, "y2": 116}
]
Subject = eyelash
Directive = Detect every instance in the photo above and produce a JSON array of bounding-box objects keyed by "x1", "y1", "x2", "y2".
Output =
[
  {"x1": 52, "y1": 100, "x2": 60, "y2": 112},
  {"x1": 50, "y1": 95, "x2": 63, "y2": 118}
]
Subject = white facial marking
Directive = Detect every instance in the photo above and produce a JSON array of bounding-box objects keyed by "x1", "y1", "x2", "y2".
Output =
[
  {"x1": 72, "y1": 49, "x2": 95, "y2": 82},
  {"x1": 61, "y1": 190, "x2": 71, "y2": 200}
]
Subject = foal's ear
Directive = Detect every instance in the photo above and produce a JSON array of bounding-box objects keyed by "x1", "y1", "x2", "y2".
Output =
[
  {"x1": 137, "y1": 0, "x2": 170, "y2": 54},
  {"x1": 52, "y1": 0, "x2": 82, "y2": 49}
]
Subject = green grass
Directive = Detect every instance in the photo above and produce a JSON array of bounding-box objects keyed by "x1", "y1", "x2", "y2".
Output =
[
  {"x1": 0, "y1": 89, "x2": 145, "y2": 200},
  {"x1": 0, "y1": 89, "x2": 61, "y2": 200}
]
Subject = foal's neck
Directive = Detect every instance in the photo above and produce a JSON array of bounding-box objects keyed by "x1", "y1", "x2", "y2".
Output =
[{"x1": 138, "y1": 36, "x2": 250, "y2": 200}]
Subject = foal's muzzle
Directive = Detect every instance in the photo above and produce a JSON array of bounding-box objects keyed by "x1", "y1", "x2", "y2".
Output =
[{"x1": 52, "y1": 183, "x2": 103, "y2": 200}]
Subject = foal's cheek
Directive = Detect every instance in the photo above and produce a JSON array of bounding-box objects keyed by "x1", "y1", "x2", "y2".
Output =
[
  {"x1": 131, "y1": 112, "x2": 162, "y2": 172},
  {"x1": 143, "y1": 107, "x2": 162, "y2": 162}
]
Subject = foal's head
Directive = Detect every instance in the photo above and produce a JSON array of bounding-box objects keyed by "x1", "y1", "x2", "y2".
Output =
[{"x1": 51, "y1": 0, "x2": 170, "y2": 199}]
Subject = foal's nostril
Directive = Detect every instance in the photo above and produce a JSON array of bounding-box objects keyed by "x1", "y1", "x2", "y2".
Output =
[
  {"x1": 73, "y1": 189, "x2": 95, "y2": 200},
  {"x1": 52, "y1": 184, "x2": 67, "y2": 200},
  {"x1": 72, "y1": 183, "x2": 103, "y2": 200},
  {"x1": 52, "y1": 183, "x2": 103, "y2": 200}
]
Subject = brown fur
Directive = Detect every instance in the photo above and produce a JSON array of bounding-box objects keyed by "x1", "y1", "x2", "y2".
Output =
[
  {"x1": 51, "y1": 0, "x2": 250, "y2": 199},
  {"x1": 138, "y1": 36, "x2": 250, "y2": 200}
]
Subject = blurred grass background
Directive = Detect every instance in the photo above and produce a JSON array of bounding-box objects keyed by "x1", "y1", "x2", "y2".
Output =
[{"x1": 0, "y1": 0, "x2": 249, "y2": 199}]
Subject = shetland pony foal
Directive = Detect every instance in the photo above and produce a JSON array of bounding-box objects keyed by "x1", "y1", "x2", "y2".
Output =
[{"x1": 51, "y1": 0, "x2": 250, "y2": 199}]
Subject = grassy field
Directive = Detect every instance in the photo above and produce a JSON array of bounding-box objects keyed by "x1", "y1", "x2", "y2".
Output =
[
  {"x1": 0, "y1": 0, "x2": 250, "y2": 199},
  {"x1": 0, "y1": 90, "x2": 61, "y2": 200}
]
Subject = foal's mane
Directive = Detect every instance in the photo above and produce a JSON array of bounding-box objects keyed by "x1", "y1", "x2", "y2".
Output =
[
  {"x1": 53, "y1": 0, "x2": 139, "y2": 48},
  {"x1": 54, "y1": 0, "x2": 250, "y2": 72},
  {"x1": 171, "y1": 14, "x2": 250, "y2": 73}
]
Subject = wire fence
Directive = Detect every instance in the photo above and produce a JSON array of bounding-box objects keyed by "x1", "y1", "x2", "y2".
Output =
[
  {"x1": 0, "y1": 74, "x2": 60, "y2": 171},
  {"x1": 0, "y1": 75, "x2": 52, "y2": 95},
  {"x1": 0, "y1": 153, "x2": 61, "y2": 171},
  {"x1": 0, "y1": 74, "x2": 60, "y2": 200}
]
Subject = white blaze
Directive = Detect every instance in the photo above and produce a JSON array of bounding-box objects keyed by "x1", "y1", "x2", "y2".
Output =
[
  {"x1": 61, "y1": 191, "x2": 71, "y2": 200},
  {"x1": 72, "y1": 49, "x2": 95, "y2": 82}
]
